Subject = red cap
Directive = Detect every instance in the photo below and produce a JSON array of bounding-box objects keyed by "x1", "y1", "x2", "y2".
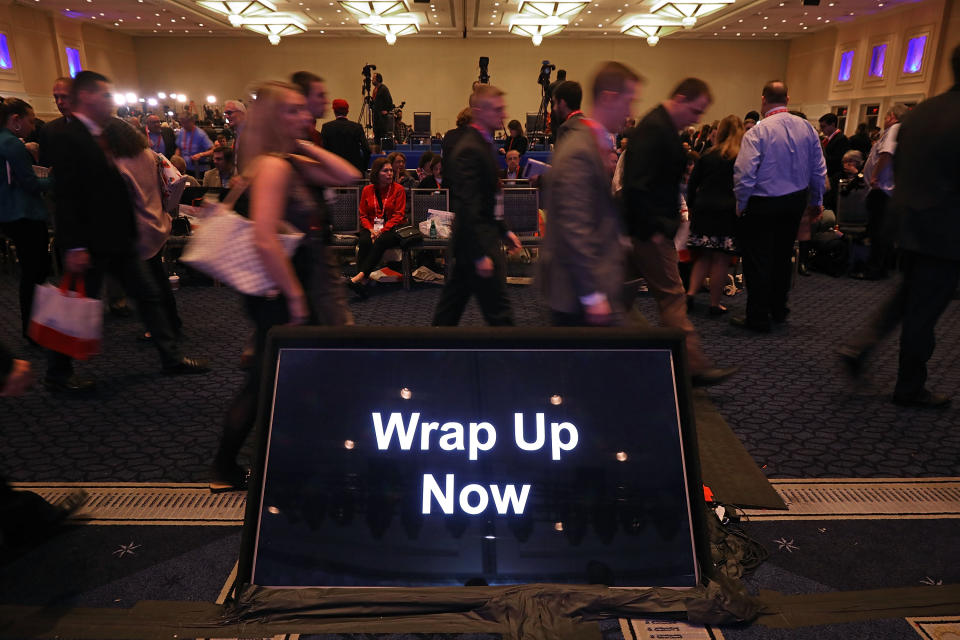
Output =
[{"x1": 332, "y1": 99, "x2": 349, "y2": 115}]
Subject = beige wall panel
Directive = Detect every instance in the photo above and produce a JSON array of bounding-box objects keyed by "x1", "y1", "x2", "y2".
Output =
[
  {"x1": 133, "y1": 36, "x2": 788, "y2": 132},
  {"x1": 932, "y1": 0, "x2": 959, "y2": 93},
  {"x1": 81, "y1": 24, "x2": 139, "y2": 89},
  {"x1": 786, "y1": 0, "x2": 951, "y2": 130},
  {"x1": 0, "y1": 4, "x2": 61, "y2": 111}
]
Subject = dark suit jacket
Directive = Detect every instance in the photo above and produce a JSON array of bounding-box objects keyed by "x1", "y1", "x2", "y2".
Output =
[
  {"x1": 372, "y1": 84, "x2": 393, "y2": 130},
  {"x1": 504, "y1": 135, "x2": 528, "y2": 156},
  {"x1": 320, "y1": 117, "x2": 371, "y2": 173},
  {"x1": 623, "y1": 104, "x2": 685, "y2": 240},
  {"x1": 554, "y1": 111, "x2": 585, "y2": 146},
  {"x1": 49, "y1": 117, "x2": 137, "y2": 253},
  {"x1": 417, "y1": 176, "x2": 442, "y2": 189},
  {"x1": 441, "y1": 125, "x2": 471, "y2": 162},
  {"x1": 822, "y1": 132, "x2": 850, "y2": 178},
  {"x1": 447, "y1": 127, "x2": 508, "y2": 262},
  {"x1": 893, "y1": 85, "x2": 960, "y2": 261},
  {"x1": 540, "y1": 119, "x2": 625, "y2": 318},
  {"x1": 37, "y1": 116, "x2": 72, "y2": 168},
  {"x1": 152, "y1": 128, "x2": 178, "y2": 159}
]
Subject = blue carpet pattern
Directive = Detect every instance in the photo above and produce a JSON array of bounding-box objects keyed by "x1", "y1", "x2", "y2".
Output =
[{"x1": 1, "y1": 270, "x2": 957, "y2": 482}]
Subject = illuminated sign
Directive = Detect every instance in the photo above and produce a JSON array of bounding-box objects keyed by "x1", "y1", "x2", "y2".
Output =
[
  {"x1": 869, "y1": 44, "x2": 887, "y2": 78},
  {"x1": 0, "y1": 34, "x2": 10, "y2": 70},
  {"x1": 241, "y1": 329, "x2": 706, "y2": 589},
  {"x1": 903, "y1": 35, "x2": 926, "y2": 74},
  {"x1": 65, "y1": 47, "x2": 82, "y2": 78},
  {"x1": 838, "y1": 50, "x2": 854, "y2": 82}
]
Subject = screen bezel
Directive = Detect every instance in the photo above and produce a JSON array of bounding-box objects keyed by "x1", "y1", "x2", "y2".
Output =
[{"x1": 235, "y1": 326, "x2": 710, "y2": 592}]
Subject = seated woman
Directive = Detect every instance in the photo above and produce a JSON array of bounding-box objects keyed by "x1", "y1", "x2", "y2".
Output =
[
  {"x1": 417, "y1": 156, "x2": 443, "y2": 189},
  {"x1": 500, "y1": 119, "x2": 528, "y2": 156},
  {"x1": 387, "y1": 151, "x2": 416, "y2": 190},
  {"x1": 347, "y1": 157, "x2": 406, "y2": 298}
]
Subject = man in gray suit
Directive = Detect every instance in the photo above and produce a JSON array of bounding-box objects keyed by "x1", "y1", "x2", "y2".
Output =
[{"x1": 539, "y1": 62, "x2": 640, "y2": 326}]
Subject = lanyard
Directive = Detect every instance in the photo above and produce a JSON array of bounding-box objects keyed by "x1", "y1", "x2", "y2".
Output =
[
  {"x1": 182, "y1": 129, "x2": 195, "y2": 156},
  {"x1": 150, "y1": 133, "x2": 162, "y2": 153},
  {"x1": 764, "y1": 106, "x2": 789, "y2": 118}
]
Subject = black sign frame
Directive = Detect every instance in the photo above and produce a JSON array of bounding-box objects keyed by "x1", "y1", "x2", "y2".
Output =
[{"x1": 236, "y1": 326, "x2": 710, "y2": 592}]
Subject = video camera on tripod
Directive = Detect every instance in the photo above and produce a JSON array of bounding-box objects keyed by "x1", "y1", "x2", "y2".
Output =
[
  {"x1": 361, "y1": 63, "x2": 376, "y2": 100},
  {"x1": 537, "y1": 60, "x2": 556, "y2": 90}
]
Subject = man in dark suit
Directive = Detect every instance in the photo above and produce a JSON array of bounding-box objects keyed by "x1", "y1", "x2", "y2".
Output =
[
  {"x1": 818, "y1": 113, "x2": 850, "y2": 178},
  {"x1": 320, "y1": 99, "x2": 370, "y2": 174},
  {"x1": 45, "y1": 71, "x2": 208, "y2": 391},
  {"x1": 371, "y1": 73, "x2": 394, "y2": 151},
  {"x1": 839, "y1": 45, "x2": 960, "y2": 408},
  {"x1": 498, "y1": 150, "x2": 523, "y2": 181},
  {"x1": 551, "y1": 80, "x2": 584, "y2": 146},
  {"x1": 540, "y1": 62, "x2": 640, "y2": 327},
  {"x1": 37, "y1": 76, "x2": 74, "y2": 168},
  {"x1": 144, "y1": 113, "x2": 177, "y2": 159},
  {"x1": 432, "y1": 84, "x2": 522, "y2": 326},
  {"x1": 624, "y1": 78, "x2": 736, "y2": 386}
]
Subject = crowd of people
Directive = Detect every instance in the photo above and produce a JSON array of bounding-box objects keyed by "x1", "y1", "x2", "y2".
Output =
[{"x1": 0, "y1": 45, "x2": 958, "y2": 493}]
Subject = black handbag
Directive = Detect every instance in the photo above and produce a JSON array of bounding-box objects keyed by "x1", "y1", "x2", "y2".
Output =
[{"x1": 394, "y1": 225, "x2": 423, "y2": 248}]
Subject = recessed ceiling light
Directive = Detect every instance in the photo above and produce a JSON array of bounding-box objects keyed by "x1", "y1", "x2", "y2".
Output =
[
  {"x1": 437, "y1": 30, "x2": 441, "y2": 33},
  {"x1": 763, "y1": 25, "x2": 767, "y2": 29},
  {"x1": 721, "y1": 25, "x2": 726, "y2": 28},
  {"x1": 597, "y1": 22, "x2": 602, "y2": 26},
  {"x1": 825, "y1": 18, "x2": 830, "y2": 22},
  {"x1": 738, "y1": 18, "x2": 743, "y2": 22},
  {"x1": 781, "y1": 18, "x2": 786, "y2": 21},
  {"x1": 198, "y1": 23, "x2": 203, "y2": 26},
  {"x1": 736, "y1": 31, "x2": 741, "y2": 35},
  {"x1": 774, "y1": 32, "x2": 778, "y2": 35},
  {"x1": 764, "y1": 15, "x2": 769, "y2": 19},
  {"x1": 713, "y1": 31, "x2": 718, "y2": 34},
  {"x1": 803, "y1": 25, "x2": 808, "y2": 28},
  {"x1": 849, "y1": 11, "x2": 854, "y2": 14}
]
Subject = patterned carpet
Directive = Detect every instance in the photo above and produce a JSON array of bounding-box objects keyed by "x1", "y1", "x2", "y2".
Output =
[
  {"x1": 1, "y1": 268, "x2": 957, "y2": 482},
  {"x1": 1, "y1": 265, "x2": 959, "y2": 637}
]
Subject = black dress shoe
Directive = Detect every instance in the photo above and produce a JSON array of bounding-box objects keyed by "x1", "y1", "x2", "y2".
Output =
[
  {"x1": 44, "y1": 375, "x2": 97, "y2": 393},
  {"x1": 708, "y1": 304, "x2": 728, "y2": 316},
  {"x1": 108, "y1": 302, "x2": 133, "y2": 318},
  {"x1": 686, "y1": 295, "x2": 695, "y2": 312},
  {"x1": 836, "y1": 345, "x2": 866, "y2": 377},
  {"x1": 345, "y1": 277, "x2": 369, "y2": 300},
  {"x1": 162, "y1": 356, "x2": 210, "y2": 375},
  {"x1": 730, "y1": 316, "x2": 771, "y2": 333},
  {"x1": 892, "y1": 390, "x2": 951, "y2": 408},
  {"x1": 691, "y1": 366, "x2": 739, "y2": 387},
  {"x1": 771, "y1": 308, "x2": 791, "y2": 324}
]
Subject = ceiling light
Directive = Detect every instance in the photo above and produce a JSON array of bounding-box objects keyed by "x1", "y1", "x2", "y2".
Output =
[
  {"x1": 339, "y1": 0, "x2": 407, "y2": 19},
  {"x1": 358, "y1": 13, "x2": 421, "y2": 43},
  {"x1": 206, "y1": 95, "x2": 217, "y2": 103},
  {"x1": 237, "y1": 13, "x2": 309, "y2": 43},
  {"x1": 517, "y1": 1, "x2": 587, "y2": 20},
  {"x1": 177, "y1": 95, "x2": 187, "y2": 103},
  {"x1": 650, "y1": 0, "x2": 734, "y2": 26},
  {"x1": 621, "y1": 15, "x2": 684, "y2": 43},
  {"x1": 196, "y1": 1, "x2": 276, "y2": 26},
  {"x1": 509, "y1": 15, "x2": 568, "y2": 43}
]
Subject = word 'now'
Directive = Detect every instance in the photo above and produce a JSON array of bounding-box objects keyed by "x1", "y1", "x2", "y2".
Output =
[{"x1": 422, "y1": 473, "x2": 531, "y2": 515}]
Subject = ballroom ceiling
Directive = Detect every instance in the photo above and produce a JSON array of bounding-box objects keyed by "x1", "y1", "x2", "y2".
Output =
[{"x1": 17, "y1": 0, "x2": 923, "y2": 41}]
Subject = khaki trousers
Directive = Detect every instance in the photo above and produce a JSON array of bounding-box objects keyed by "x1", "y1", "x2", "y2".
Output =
[{"x1": 629, "y1": 236, "x2": 712, "y2": 373}]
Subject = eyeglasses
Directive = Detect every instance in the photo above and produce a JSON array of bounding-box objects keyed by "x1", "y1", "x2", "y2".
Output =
[{"x1": 224, "y1": 110, "x2": 239, "y2": 116}]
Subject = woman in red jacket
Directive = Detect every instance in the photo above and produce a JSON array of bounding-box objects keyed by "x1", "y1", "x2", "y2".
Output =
[{"x1": 347, "y1": 156, "x2": 406, "y2": 297}]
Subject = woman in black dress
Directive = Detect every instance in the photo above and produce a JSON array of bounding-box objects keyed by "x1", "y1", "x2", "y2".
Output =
[{"x1": 685, "y1": 115, "x2": 744, "y2": 315}]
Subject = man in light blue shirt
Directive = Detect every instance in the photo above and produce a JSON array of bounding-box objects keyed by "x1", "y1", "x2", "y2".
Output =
[
  {"x1": 175, "y1": 112, "x2": 212, "y2": 178},
  {"x1": 732, "y1": 80, "x2": 826, "y2": 332}
]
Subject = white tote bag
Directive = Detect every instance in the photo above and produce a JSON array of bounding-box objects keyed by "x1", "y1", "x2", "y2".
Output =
[
  {"x1": 28, "y1": 276, "x2": 102, "y2": 360},
  {"x1": 180, "y1": 175, "x2": 304, "y2": 296}
]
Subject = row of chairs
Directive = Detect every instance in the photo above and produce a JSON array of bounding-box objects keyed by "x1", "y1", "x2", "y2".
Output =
[{"x1": 327, "y1": 187, "x2": 541, "y2": 290}]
